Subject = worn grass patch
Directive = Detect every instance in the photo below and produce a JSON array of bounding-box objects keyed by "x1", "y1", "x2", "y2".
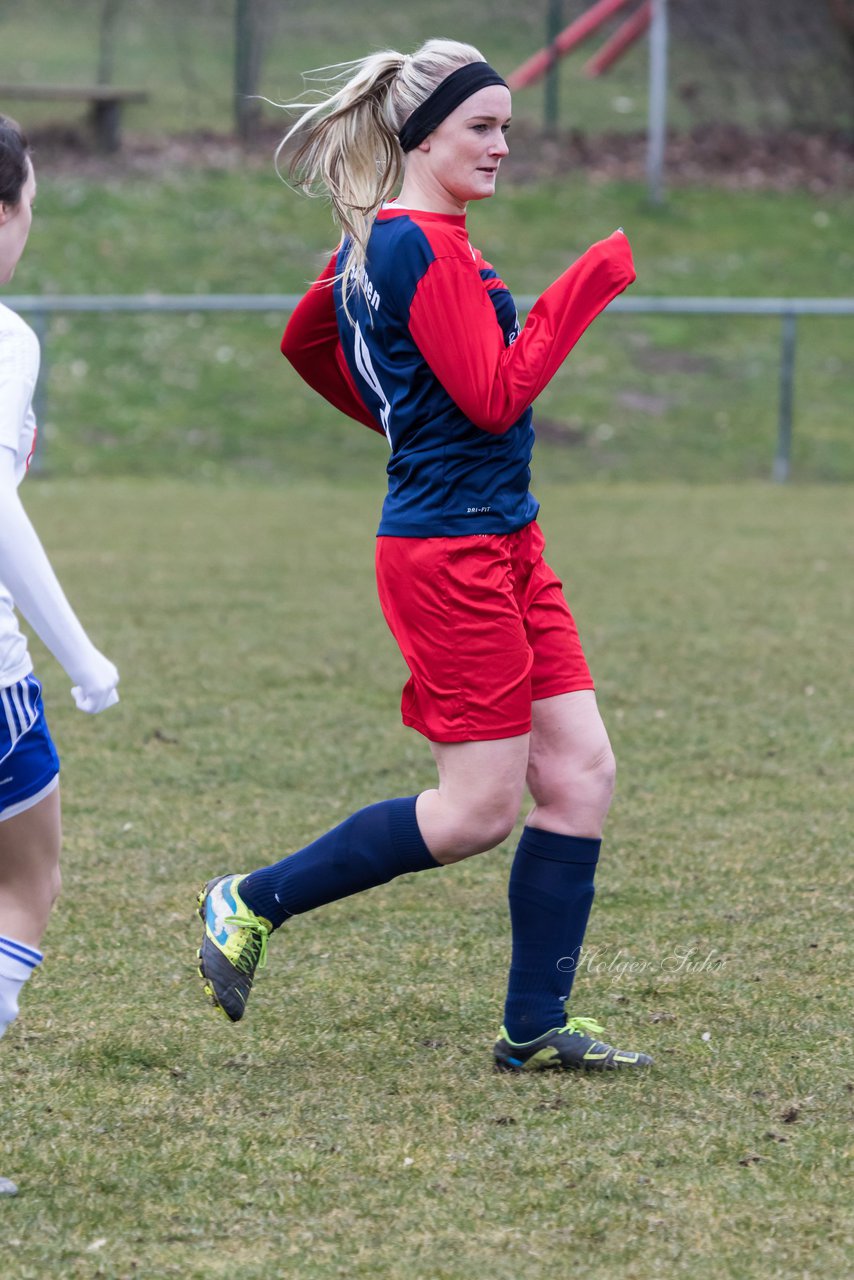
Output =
[{"x1": 0, "y1": 477, "x2": 850, "y2": 1278}]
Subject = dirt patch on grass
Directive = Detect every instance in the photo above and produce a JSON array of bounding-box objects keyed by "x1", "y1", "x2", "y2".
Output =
[
  {"x1": 616, "y1": 390, "x2": 677, "y2": 415},
  {"x1": 532, "y1": 417, "x2": 587, "y2": 445},
  {"x1": 505, "y1": 122, "x2": 854, "y2": 193}
]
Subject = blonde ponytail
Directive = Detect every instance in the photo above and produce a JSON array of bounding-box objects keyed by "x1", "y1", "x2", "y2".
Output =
[{"x1": 277, "y1": 39, "x2": 487, "y2": 320}]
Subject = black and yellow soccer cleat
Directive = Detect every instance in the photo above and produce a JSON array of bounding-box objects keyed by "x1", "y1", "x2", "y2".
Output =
[
  {"x1": 197, "y1": 874, "x2": 272, "y2": 1022},
  {"x1": 494, "y1": 1016, "x2": 653, "y2": 1072}
]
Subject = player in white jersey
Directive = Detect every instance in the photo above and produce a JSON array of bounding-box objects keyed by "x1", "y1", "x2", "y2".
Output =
[{"x1": 0, "y1": 116, "x2": 119, "y2": 1196}]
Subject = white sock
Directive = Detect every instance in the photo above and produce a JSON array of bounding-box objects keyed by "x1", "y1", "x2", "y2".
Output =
[{"x1": 0, "y1": 935, "x2": 43, "y2": 1039}]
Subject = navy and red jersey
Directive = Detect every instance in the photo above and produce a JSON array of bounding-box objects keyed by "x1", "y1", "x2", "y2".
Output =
[{"x1": 281, "y1": 207, "x2": 635, "y2": 537}]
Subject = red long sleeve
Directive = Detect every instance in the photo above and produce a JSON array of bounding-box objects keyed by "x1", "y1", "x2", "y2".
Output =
[
  {"x1": 281, "y1": 254, "x2": 383, "y2": 434},
  {"x1": 407, "y1": 230, "x2": 636, "y2": 435}
]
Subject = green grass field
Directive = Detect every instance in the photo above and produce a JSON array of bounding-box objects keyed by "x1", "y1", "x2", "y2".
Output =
[
  {"x1": 9, "y1": 164, "x2": 854, "y2": 485},
  {"x1": 3, "y1": 3, "x2": 852, "y2": 488},
  {"x1": 0, "y1": 4, "x2": 852, "y2": 1275},
  {"x1": 1, "y1": 478, "x2": 851, "y2": 1279}
]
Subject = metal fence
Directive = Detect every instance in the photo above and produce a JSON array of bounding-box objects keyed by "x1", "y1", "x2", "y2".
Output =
[{"x1": 7, "y1": 292, "x2": 854, "y2": 482}]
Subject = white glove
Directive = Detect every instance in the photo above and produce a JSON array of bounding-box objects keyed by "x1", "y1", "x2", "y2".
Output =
[{"x1": 70, "y1": 653, "x2": 120, "y2": 715}]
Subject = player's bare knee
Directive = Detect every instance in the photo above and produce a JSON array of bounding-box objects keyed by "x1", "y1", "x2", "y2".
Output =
[
  {"x1": 529, "y1": 742, "x2": 616, "y2": 821},
  {"x1": 479, "y1": 809, "x2": 518, "y2": 852},
  {"x1": 440, "y1": 801, "x2": 518, "y2": 862},
  {"x1": 571, "y1": 745, "x2": 616, "y2": 816},
  {"x1": 592, "y1": 742, "x2": 617, "y2": 801},
  {"x1": 471, "y1": 803, "x2": 517, "y2": 855}
]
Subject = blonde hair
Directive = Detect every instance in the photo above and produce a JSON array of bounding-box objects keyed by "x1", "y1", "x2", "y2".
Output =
[{"x1": 277, "y1": 39, "x2": 487, "y2": 320}]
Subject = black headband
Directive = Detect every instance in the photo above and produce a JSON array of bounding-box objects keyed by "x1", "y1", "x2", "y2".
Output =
[{"x1": 398, "y1": 62, "x2": 508, "y2": 153}]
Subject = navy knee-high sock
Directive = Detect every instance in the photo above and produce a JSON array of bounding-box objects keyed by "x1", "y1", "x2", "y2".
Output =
[
  {"x1": 502, "y1": 826, "x2": 600, "y2": 1044},
  {"x1": 238, "y1": 796, "x2": 440, "y2": 930}
]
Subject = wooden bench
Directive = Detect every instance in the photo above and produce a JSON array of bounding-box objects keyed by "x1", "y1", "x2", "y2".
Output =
[{"x1": 0, "y1": 84, "x2": 149, "y2": 152}]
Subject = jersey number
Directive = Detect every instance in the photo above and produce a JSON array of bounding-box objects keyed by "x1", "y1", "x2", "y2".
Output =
[{"x1": 354, "y1": 323, "x2": 392, "y2": 446}]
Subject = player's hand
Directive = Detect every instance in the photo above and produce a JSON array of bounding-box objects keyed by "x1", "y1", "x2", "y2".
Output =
[
  {"x1": 71, "y1": 652, "x2": 120, "y2": 714},
  {"x1": 72, "y1": 685, "x2": 119, "y2": 714}
]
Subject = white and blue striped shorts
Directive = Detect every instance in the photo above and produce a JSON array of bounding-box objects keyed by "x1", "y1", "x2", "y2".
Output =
[{"x1": 0, "y1": 674, "x2": 60, "y2": 821}]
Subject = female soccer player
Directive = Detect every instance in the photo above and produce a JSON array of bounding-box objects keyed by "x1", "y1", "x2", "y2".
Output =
[
  {"x1": 197, "y1": 40, "x2": 651, "y2": 1073},
  {"x1": 0, "y1": 116, "x2": 120, "y2": 1193}
]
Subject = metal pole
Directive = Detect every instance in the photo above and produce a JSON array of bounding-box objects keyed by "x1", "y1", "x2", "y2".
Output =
[
  {"x1": 544, "y1": 0, "x2": 563, "y2": 133},
  {"x1": 773, "y1": 312, "x2": 797, "y2": 483},
  {"x1": 647, "y1": 0, "x2": 668, "y2": 205},
  {"x1": 234, "y1": 0, "x2": 263, "y2": 140}
]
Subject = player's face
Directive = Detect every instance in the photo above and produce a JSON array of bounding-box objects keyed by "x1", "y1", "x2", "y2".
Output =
[
  {"x1": 418, "y1": 84, "x2": 511, "y2": 211},
  {"x1": 0, "y1": 158, "x2": 36, "y2": 284}
]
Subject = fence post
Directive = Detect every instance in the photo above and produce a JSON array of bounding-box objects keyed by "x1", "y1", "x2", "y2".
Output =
[
  {"x1": 544, "y1": 0, "x2": 563, "y2": 133},
  {"x1": 647, "y1": 0, "x2": 668, "y2": 205},
  {"x1": 234, "y1": 0, "x2": 265, "y2": 140},
  {"x1": 773, "y1": 311, "x2": 797, "y2": 483}
]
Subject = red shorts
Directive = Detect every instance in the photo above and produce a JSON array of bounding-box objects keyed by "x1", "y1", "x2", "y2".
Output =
[{"x1": 375, "y1": 521, "x2": 594, "y2": 743}]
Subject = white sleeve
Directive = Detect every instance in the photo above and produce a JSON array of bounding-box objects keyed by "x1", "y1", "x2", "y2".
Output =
[{"x1": 0, "y1": 447, "x2": 119, "y2": 713}]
